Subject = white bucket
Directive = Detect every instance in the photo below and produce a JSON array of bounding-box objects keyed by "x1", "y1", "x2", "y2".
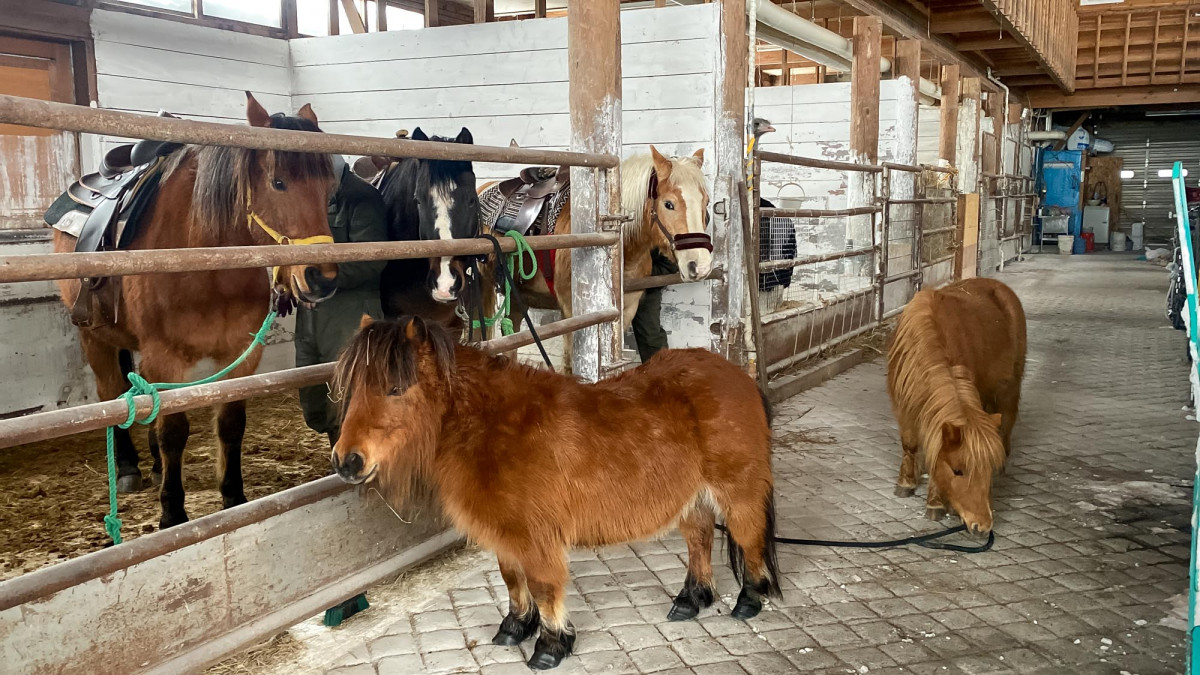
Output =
[
  {"x1": 1111, "y1": 231, "x2": 1127, "y2": 251},
  {"x1": 1058, "y1": 235, "x2": 1074, "y2": 255}
]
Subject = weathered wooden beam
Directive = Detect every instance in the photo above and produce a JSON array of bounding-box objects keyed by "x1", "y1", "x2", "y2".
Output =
[
  {"x1": 1054, "y1": 111, "x2": 1090, "y2": 151},
  {"x1": 535, "y1": 0, "x2": 547, "y2": 17},
  {"x1": 832, "y1": 0, "x2": 991, "y2": 82},
  {"x1": 376, "y1": 0, "x2": 387, "y2": 31},
  {"x1": 1028, "y1": 83, "x2": 1200, "y2": 109},
  {"x1": 424, "y1": 0, "x2": 438, "y2": 27},
  {"x1": 931, "y1": 8, "x2": 998, "y2": 34},
  {"x1": 474, "y1": 0, "x2": 494, "y2": 23},
  {"x1": 939, "y1": 64, "x2": 961, "y2": 166},
  {"x1": 339, "y1": 0, "x2": 366, "y2": 33},
  {"x1": 567, "y1": 0, "x2": 622, "y2": 382},
  {"x1": 851, "y1": 16, "x2": 882, "y2": 165},
  {"x1": 328, "y1": 0, "x2": 339, "y2": 35}
]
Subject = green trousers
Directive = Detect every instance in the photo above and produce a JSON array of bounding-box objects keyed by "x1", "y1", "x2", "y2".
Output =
[{"x1": 632, "y1": 253, "x2": 679, "y2": 363}]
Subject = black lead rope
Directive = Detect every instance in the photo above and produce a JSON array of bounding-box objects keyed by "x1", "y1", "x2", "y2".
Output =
[
  {"x1": 477, "y1": 233, "x2": 554, "y2": 370},
  {"x1": 715, "y1": 522, "x2": 995, "y2": 554}
]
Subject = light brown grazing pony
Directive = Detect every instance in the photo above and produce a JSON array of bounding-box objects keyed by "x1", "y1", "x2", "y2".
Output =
[
  {"x1": 54, "y1": 94, "x2": 338, "y2": 529},
  {"x1": 331, "y1": 315, "x2": 779, "y2": 670},
  {"x1": 887, "y1": 277, "x2": 1026, "y2": 535}
]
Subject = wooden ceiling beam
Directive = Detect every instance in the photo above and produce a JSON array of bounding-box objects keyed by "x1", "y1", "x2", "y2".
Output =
[
  {"x1": 830, "y1": 0, "x2": 991, "y2": 81},
  {"x1": 955, "y1": 35, "x2": 1021, "y2": 51},
  {"x1": 1028, "y1": 84, "x2": 1200, "y2": 109},
  {"x1": 930, "y1": 8, "x2": 998, "y2": 35}
]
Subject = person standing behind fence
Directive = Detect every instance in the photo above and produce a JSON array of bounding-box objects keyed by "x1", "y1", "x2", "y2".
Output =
[
  {"x1": 295, "y1": 154, "x2": 388, "y2": 446},
  {"x1": 631, "y1": 250, "x2": 679, "y2": 363}
]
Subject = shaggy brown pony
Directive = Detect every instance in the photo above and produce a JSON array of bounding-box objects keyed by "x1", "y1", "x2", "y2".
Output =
[
  {"x1": 331, "y1": 316, "x2": 779, "y2": 670},
  {"x1": 887, "y1": 277, "x2": 1026, "y2": 535}
]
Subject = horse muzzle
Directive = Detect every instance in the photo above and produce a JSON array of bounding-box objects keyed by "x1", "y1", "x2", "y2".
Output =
[{"x1": 331, "y1": 449, "x2": 375, "y2": 484}]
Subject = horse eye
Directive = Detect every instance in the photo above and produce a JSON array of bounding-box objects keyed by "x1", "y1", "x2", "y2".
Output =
[
  {"x1": 952, "y1": 469, "x2": 965, "y2": 477},
  {"x1": 664, "y1": 201, "x2": 675, "y2": 211},
  {"x1": 272, "y1": 178, "x2": 286, "y2": 191},
  {"x1": 387, "y1": 386, "x2": 402, "y2": 396}
]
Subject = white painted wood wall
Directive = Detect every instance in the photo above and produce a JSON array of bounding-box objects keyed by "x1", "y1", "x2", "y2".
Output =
[{"x1": 0, "y1": 4, "x2": 724, "y2": 414}]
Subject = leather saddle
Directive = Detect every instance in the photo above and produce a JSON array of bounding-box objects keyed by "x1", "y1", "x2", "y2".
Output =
[
  {"x1": 491, "y1": 165, "x2": 570, "y2": 237},
  {"x1": 44, "y1": 111, "x2": 184, "y2": 327}
]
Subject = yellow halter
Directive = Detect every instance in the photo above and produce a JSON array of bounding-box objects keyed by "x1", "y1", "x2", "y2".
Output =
[{"x1": 245, "y1": 185, "x2": 334, "y2": 285}]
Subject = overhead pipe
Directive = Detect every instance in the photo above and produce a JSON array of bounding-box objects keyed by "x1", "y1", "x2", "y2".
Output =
[
  {"x1": 1026, "y1": 130, "x2": 1067, "y2": 142},
  {"x1": 748, "y1": 0, "x2": 941, "y2": 103}
]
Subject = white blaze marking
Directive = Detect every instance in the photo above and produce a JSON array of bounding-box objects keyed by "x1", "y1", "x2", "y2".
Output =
[
  {"x1": 675, "y1": 184, "x2": 713, "y2": 280},
  {"x1": 431, "y1": 189, "x2": 456, "y2": 301}
]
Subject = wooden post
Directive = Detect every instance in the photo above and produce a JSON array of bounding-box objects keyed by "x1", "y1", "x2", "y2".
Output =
[
  {"x1": 535, "y1": 0, "x2": 547, "y2": 18},
  {"x1": 986, "y1": 88, "x2": 1004, "y2": 178},
  {"x1": 958, "y1": 77, "x2": 982, "y2": 194},
  {"x1": 938, "y1": 64, "x2": 960, "y2": 166},
  {"x1": 567, "y1": 0, "x2": 622, "y2": 381},
  {"x1": 282, "y1": 0, "x2": 299, "y2": 37},
  {"x1": 710, "y1": 0, "x2": 748, "y2": 364},
  {"x1": 328, "y1": 0, "x2": 339, "y2": 35},
  {"x1": 424, "y1": 0, "x2": 438, "y2": 27},
  {"x1": 850, "y1": 16, "x2": 882, "y2": 165},
  {"x1": 376, "y1": 0, "x2": 387, "y2": 31},
  {"x1": 781, "y1": 49, "x2": 790, "y2": 86},
  {"x1": 340, "y1": 0, "x2": 367, "y2": 33},
  {"x1": 474, "y1": 0, "x2": 493, "y2": 23}
]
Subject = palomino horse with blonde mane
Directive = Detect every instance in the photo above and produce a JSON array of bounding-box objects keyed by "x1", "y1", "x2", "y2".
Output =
[
  {"x1": 479, "y1": 147, "x2": 712, "y2": 367},
  {"x1": 330, "y1": 315, "x2": 779, "y2": 670},
  {"x1": 887, "y1": 277, "x2": 1026, "y2": 535},
  {"x1": 54, "y1": 94, "x2": 338, "y2": 529}
]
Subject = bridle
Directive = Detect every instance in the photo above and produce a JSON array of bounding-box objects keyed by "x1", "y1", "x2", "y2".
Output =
[
  {"x1": 245, "y1": 184, "x2": 334, "y2": 286},
  {"x1": 647, "y1": 170, "x2": 713, "y2": 253}
]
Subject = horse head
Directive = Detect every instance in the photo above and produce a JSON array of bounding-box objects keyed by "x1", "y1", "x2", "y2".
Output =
[
  {"x1": 331, "y1": 315, "x2": 456, "y2": 500},
  {"x1": 243, "y1": 92, "x2": 338, "y2": 305},
  {"x1": 648, "y1": 146, "x2": 713, "y2": 282},
  {"x1": 929, "y1": 368, "x2": 1006, "y2": 535},
  {"x1": 409, "y1": 127, "x2": 480, "y2": 303}
]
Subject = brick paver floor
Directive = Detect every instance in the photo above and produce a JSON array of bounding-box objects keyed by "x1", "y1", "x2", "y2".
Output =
[{"x1": 324, "y1": 253, "x2": 1195, "y2": 674}]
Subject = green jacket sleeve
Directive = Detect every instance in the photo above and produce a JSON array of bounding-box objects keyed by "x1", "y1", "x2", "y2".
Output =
[{"x1": 335, "y1": 195, "x2": 388, "y2": 292}]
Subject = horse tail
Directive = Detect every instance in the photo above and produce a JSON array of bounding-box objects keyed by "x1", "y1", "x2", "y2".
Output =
[
  {"x1": 118, "y1": 349, "x2": 135, "y2": 381},
  {"x1": 757, "y1": 387, "x2": 774, "y2": 427}
]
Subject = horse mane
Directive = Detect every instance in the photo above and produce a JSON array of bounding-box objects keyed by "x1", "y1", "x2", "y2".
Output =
[
  {"x1": 331, "y1": 316, "x2": 457, "y2": 420},
  {"x1": 888, "y1": 292, "x2": 1006, "y2": 479},
  {"x1": 619, "y1": 152, "x2": 706, "y2": 242},
  {"x1": 163, "y1": 113, "x2": 333, "y2": 239}
]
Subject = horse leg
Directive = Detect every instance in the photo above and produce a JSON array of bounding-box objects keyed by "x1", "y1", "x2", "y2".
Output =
[
  {"x1": 720, "y1": 492, "x2": 780, "y2": 621},
  {"x1": 996, "y1": 383, "x2": 1021, "y2": 459},
  {"x1": 523, "y1": 548, "x2": 575, "y2": 670},
  {"x1": 148, "y1": 428, "x2": 162, "y2": 486},
  {"x1": 80, "y1": 335, "x2": 143, "y2": 493},
  {"x1": 925, "y1": 479, "x2": 947, "y2": 522},
  {"x1": 667, "y1": 501, "x2": 717, "y2": 621},
  {"x1": 895, "y1": 423, "x2": 920, "y2": 498},
  {"x1": 215, "y1": 400, "x2": 248, "y2": 509},
  {"x1": 492, "y1": 553, "x2": 540, "y2": 646},
  {"x1": 155, "y1": 411, "x2": 191, "y2": 528}
]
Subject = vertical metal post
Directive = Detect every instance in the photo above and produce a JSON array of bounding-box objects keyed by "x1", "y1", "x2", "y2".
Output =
[{"x1": 567, "y1": 0, "x2": 622, "y2": 382}]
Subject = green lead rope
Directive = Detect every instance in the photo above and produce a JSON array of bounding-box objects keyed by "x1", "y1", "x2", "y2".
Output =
[
  {"x1": 103, "y1": 310, "x2": 278, "y2": 545},
  {"x1": 472, "y1": 231, "x2": 539, "y2": 337}
]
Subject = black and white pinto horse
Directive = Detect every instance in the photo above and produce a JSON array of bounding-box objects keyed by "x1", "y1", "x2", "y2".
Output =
[{"x1": 370, "y1": 127, "x2": 480, "y2": 329}]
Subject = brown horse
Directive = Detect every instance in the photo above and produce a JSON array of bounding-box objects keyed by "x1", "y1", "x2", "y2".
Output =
[
  {"x1": 480, "y1": 147, "x2": 712, "y2": 368},
  {"x1": 331, "y1": 315, "x2": 779, "y2": 670},
  {"x1": 54, "y1": 93, "x2": 338, "y2": 529},
  {"x1": 887, "y1": 277, "x2": 1026, "y2": 535}
]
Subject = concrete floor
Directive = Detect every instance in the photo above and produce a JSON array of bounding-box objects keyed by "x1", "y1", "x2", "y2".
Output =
[{"x1": 310, "y1": 253, "x2": 1195, "y2": 675}]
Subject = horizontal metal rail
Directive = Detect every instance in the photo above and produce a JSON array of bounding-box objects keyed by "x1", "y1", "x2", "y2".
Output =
[
  {"x1": 0, "y1": 94, "x2": 618, "y2": 168},
  {"x1": 624, "y1": 268, "x2": 723, "y2": 292},
  {"x1": 881, "y1": 161, "x2": 922, "y2": 173},
  {"x1": 760, "y1": 206, "x2": 883, "y2": 219},
  {"x1": 886, "y1": 197, "x2": 957, "y2": 205},
  {"x1": 884, "y1": 268, "x2": 922, "y2": 283},
  {"x1": 922, "y1": 225, "x2": 958, "y2": 236},
  {"x1": 0, "y1": 309, "x2": 616, "y2": 450},
  {"x1": 761, "y1": 286, "x2": 877, "y2": 326},
  {"x1": 0, "y1": 232, "x2": 619, "y2": 283},
  {"x1": 759, "y1": 245, "x2": 877, "y2": 273},
  {"x1": 920, "y1": 164, "x2": 957, "y2": 174},
  {"x1": 757, "y1": 150, "x2": 884, "y2": 174},
  {"x1": 925, "y1": 253, "x2": 956, "y2": 267},
  {"x1": 766, "y1": 313, "x2": 881, "y2": 375}
]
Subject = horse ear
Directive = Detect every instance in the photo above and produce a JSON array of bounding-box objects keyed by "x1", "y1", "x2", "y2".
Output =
[
  {"x1": 297, "y1": 103, "x2": 319, "y2": 126},
  {"x1": 509, "y1": 138, "x2": 520, "y2": 148},
  {"x1": 404, "y1": 316, "x2": 425, "y2": 342},
  {"x1": 691, "y1": 148, "x2": 705, "y2": 166},
  {"x1": 988, "y1": 413, "x2": 1003, "y2": 428},
  {"x1": 456, "y1": 127, "x2": 474, "y2": 145},
  {"x1": 245, "y1": 91, "x2": 271, "y2": 128},
  {"x1": 649, "y1": 146, "x2": 673, "y2": 184},
  {"x1": 941, "y1": 422, "x2": 963, "y2": 447},
  {"x1": 411, "y1": 127, "x2": 428, "y2": 141},
  {"x1": 358, "y1": 314, "x2": 373, "y2": 330}
]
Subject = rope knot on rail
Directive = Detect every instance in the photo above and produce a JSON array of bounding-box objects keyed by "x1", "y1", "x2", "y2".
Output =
[{"x1": 101, "y1": 311, "x2": 278, "y2": 545}]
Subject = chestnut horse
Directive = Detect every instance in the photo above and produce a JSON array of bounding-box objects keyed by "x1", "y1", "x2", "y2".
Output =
[
  {"x1": 55, "y1": 94, "x2": 338, "y2": 529},
  {"x1": 331, "y1": 316, "x2": 779, "y2": 670},
  {"x1": 887, "y1": 277, "x2": 1026, "y2": 535},
  {"x1": 480, "y1": 147, "x2": 712, "y2": 367}
]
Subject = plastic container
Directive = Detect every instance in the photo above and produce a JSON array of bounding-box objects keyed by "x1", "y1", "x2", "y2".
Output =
[
  {"x1": 1111, "y1": 231, "x2": 1127, "y2": 251},
  {"x1": 1081, "y1": 232, "x2": 1095, "y2": 252},
  {"x1": 1058, "y1": 235, "x2": 1075, "y2": 255}
]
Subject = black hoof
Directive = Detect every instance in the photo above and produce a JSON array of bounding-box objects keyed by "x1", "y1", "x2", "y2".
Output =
[
  {"x1": 159, "y1": 511, "x2": 189, "y2": 529},
  {"x1": 731, "y1": 587, "x2": 763, "y2": 620},
  {"x1": 667, "y1": 599, "x2": 700, "y2": 621},
  {"x1": 528, "y1": 628, "x2": 575, "y2": 671},
  {"x1": 492, "y1": 608, "x2": 539, "y2": 646},
  {"x1": 894, "y1": 485, "x2": 915, "y2": 498},
  {"x1": 116, "y1": 474, "x2": 144, "y2": 493}
]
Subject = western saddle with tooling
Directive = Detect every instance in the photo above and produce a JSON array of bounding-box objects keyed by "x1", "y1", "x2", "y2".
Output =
[{"x1": 480, "y1": 166, "x2": 571, "y2": 298}]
